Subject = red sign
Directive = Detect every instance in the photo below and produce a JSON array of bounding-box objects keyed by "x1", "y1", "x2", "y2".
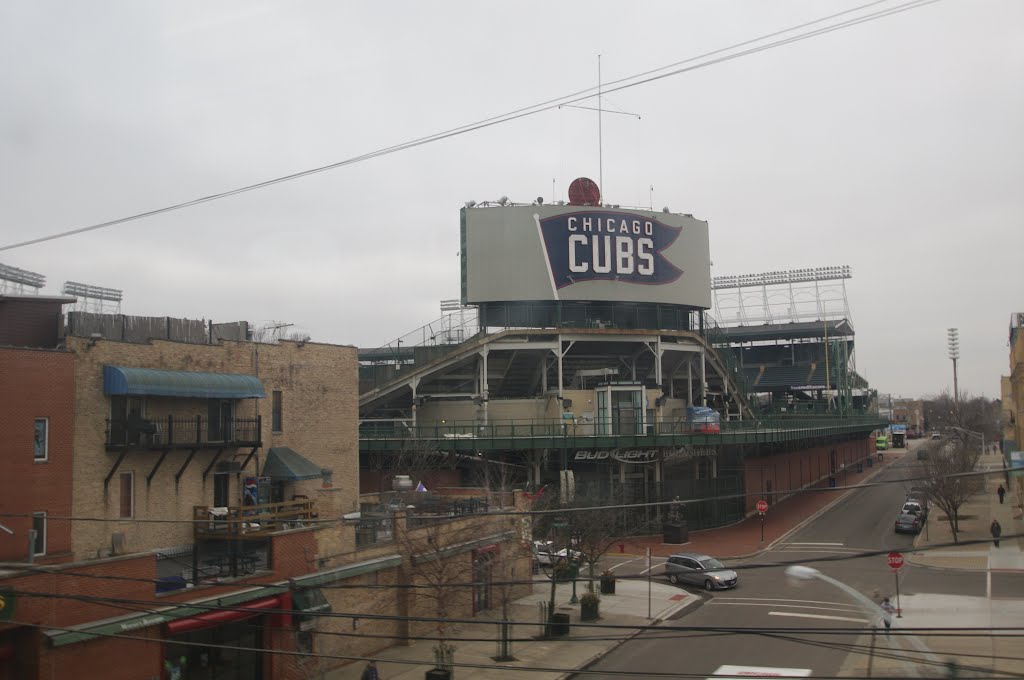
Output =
[
  {"x1": 887, "y1": 552, "x2": 905, "y2": 570},
  {"x1": 756, "y1": 500, "x2": 768, "y2": 514}
]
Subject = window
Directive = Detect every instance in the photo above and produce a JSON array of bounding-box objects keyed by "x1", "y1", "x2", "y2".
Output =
[
  {"x1": 119, "y1": 472, "x2": 134, "y2": 519},
  {"x1": 34, "y1": 418, "x2": 48, "y2": 461},
  {"x1": 32, "y1": 512, "x2": 46, "y2": 556},
  {"x1": 272, "y1": 390, "x2": 283, "y2": 432}
]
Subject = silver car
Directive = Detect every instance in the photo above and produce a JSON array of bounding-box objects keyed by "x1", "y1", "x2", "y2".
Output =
[{"x1": 665, "y1": 552, "x2": 738, "y2": 591}]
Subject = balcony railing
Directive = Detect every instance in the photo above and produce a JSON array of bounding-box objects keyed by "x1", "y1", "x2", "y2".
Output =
[
  {"x1": 193, "y1": 498, "x2": 317, "y2": 540},
  {"x1": 106, "y1": 415, "x2": 261, "y2": 450}
]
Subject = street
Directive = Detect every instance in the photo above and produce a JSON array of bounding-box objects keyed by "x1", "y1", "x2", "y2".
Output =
[{"x1": 573, "y1": 445, "x2": 989, "y2": 679}]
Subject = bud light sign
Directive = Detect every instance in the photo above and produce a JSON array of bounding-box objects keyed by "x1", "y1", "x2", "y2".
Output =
[{"x1": 536, "y1": 211, "x2": 683, "y2": 289}]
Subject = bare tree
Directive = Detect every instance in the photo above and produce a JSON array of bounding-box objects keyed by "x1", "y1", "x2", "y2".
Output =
[
  {"x1": 568, "y1": 491, "x2": 638, "y2": 591},
  {"x1": 919, "y1": 436, "x2": 984, "y2": 544},
  {"x1": 924, "y1": 392, "x2": 1001, "y2": 444}
]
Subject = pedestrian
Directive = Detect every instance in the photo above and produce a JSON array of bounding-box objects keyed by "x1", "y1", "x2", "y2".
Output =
[
  {"x1": 991, "y1": 519, "x2": 1002, "y2": 548},
  {"x1": 997, "y1": 484, "x2": 1006, "y2": 505},
  {"x1": 880, "y1": 597, "x2": 896, "y2": 635},
  {"x1": 361, "y1": 660, "x2": 381, "y2": 680}
]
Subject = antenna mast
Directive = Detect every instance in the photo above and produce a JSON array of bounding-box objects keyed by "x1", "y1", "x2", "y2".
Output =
[{"x1": 598, "y1": 55, "x2": 603, "y2": 195}]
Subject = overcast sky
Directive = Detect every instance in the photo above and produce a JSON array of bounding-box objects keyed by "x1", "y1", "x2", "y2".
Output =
[{"x1": 1, "y1": 1, "x2": 1021, "y2": 399}]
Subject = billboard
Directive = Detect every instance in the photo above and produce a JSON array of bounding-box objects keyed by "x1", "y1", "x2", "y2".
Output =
[{"x1": 461, "y1": 205, "x2": 711, "y2": 307}]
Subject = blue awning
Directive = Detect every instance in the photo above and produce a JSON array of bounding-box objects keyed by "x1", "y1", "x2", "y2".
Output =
[
  {"x1": 262, "y1": 446, "x2": 324, "y2": 481},
  {"x1": 103, "y1": 366, "x2": 265, "y2": 399}
]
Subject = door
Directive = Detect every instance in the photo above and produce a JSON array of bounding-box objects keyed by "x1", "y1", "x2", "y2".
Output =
[
  {"x1": 110, "y1": 396, "x2": 145, "y2": 445},
  {"x1": 213, "y1": 473, "x2": 230, "y2": 508},
  {"x1": 207, "y1": 399, "x2": 234, "y2": 441}
]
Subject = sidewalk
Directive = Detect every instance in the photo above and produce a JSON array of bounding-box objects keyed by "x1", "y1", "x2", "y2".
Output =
[
  {"x1": 615, "y1": 449, "x2": 904, "y2": 560},
  {"x1": 322, "y1": 578, "x2": 695, "y2": 680},
  {"x1": 909, "y1": 449, "x2": 1024, "y2": 571}
]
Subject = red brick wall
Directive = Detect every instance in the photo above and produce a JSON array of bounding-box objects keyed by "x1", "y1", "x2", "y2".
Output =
[
  {"x1": 0, "y1": 347, "x2": 75, "y2": 562},
  {"x1": 44, "y1": 633, "x2": 162, "y2": 680},
  {"x1": 743, "y1": 437, "x2": 873, "y2": 513}
]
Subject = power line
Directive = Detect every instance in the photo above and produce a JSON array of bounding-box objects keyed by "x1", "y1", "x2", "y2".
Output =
[
  {"x1": 0, "y1": 0, "x2": 942, "y2": 252},
  {"x1": 0, "y1": 461, "x2": 1004, "y2": 525}
]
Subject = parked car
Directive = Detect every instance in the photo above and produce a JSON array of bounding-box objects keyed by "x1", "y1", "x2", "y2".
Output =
[
  {"x1": 902, "y1": 499, "x2": 928, "y2": 520},
  {"x1": 532, "y1": 540, "x2": 581, "y2": 568},
  {"x1": 895, "y1": 512, "x2": 923, "y2": 534},
  {"x1": 931, "y1": 431, "x2": 942, "y2": 440},
  {"x1": 665, "y1": 552, "x2": 738, "y2": 591}
]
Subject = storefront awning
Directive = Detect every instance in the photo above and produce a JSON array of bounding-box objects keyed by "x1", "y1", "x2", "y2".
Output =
[
  {"x1": 262, "y1": 446, "x2": 324, "y2": 481},
  {"x1": 103, "y1": 365, "x2": 265, "y2": 399},
  {"x1": 165, "y1": 594, "x2": 287, "y2": 635},
  {"x1": 292, "y1": 587, "x2": 331, "y2": 615}
]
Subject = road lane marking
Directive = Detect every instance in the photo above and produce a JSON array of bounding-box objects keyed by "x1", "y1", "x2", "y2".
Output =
[
  {"x1": 711, "y1": 602, "x2": 863, "y2": 613},
  {"x1": 769, "y1": 611, "x2": 869, "y2": 623},
  {"x1": 721, "y1": 597, "x2": 864, "y2": 607},
  {"x1": 784, "y1": 542, "x2": 845, "y2": 546},
  {"x1": 639, "y1": 560, "x2": 667, "y2": 575},
  {"x1": 606, "y1": 557, "x2": 643, "y2": 573}
]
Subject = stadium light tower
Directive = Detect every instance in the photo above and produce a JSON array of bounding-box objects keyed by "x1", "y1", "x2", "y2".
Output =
[{"x1": 946, "y1": 328, "x2": 960, "y2": 413}]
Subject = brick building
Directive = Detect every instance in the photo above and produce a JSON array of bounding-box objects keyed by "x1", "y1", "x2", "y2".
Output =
[{"x1": 1, "y1": 303, "x2": 529, "y2": 680}]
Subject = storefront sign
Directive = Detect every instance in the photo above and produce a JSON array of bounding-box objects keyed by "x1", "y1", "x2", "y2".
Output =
[{"x1": 573, "y1": 446, "x2": 718, "y2": 464}]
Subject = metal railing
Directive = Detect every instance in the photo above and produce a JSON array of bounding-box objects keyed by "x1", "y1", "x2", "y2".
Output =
[
  {"x1": 193, "y1": 498, "x2": 316, "y2": 540},
  {"x1": 106, "y1": 415, "x2": 262, "y2": 449},
  {"x1": 360, "y1": 414, "x2": 886, "y2": 442}
]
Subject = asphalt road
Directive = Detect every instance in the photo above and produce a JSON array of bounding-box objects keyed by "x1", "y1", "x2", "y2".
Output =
[{"x1": 574, "y1": 445, "x2": 987, "y2": 679}]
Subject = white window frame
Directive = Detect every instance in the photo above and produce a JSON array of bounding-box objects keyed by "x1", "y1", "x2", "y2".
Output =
[
  {"x1": 34, "y1": 417, "x2": 49, "y2": 462},
  {"x1": 32, "y1": 512, "x2": 47, "y2": 556},
  {"x1": 119, "y1": 471, "x2": 135, "y2": 519}
]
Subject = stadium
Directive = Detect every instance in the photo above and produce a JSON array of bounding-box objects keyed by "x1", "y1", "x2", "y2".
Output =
[{"x1": 357, "y1": 179, "x2": 883, "y2": 531}]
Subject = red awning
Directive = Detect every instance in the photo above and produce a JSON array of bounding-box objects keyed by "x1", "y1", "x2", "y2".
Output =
[{"x1": 166, "y1": 594, "x2": 285, "y2": 635}]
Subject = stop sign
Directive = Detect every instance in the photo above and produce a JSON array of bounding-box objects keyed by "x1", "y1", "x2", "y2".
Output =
[
  {"x1": 887, "y1": 551, "x2": 905, "y2": 570},
  {"x1": 756, "y1": 500, "x2": 768, "y2": 514}
]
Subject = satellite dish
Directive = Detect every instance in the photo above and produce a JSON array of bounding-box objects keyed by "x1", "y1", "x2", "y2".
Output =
[
  {"x1": 465, "y1": 200, "x2": 477, "y2": 208},
  {"x1": 536, "y1": 196, "x2": 544, "y2": 205},
  {"x1": 497, "y1": 196, "x2": 509, "y2": 206},
  {"x1": 662, "y1": 206, "x2": 671, "y2": 213}
]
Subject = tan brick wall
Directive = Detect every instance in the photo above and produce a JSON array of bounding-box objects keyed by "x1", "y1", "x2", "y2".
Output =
[{"x1": 65, "y1": 336, "x2": 358, "y2": 561}]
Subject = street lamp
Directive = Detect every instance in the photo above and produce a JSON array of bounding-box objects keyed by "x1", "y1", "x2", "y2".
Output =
[
  {"x1": 947, "y1": 328, "x2": 960, "y2": 414},
  {"x1": 785, "y1": 565, "x2": 943, "y2": 677}
]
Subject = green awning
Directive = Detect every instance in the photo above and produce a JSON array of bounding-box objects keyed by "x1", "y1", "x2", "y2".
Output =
[
  {"x1": 293, "y1": 588, "x2": 331, "y2": 615},
  {"x1": 103, "y1": 366, "x2": 264, "y2": 399},
  {"x1": 262, "y1": 446, "x2": 324, "y2": 481}
]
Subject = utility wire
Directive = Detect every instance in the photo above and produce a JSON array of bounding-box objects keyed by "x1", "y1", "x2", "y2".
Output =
[
  {"x1": 0, "y1": 461, "x2": 1002, "y2": 525},
  {"x1": 0, "y1": 0, "x2": 941, "y2": 252}
]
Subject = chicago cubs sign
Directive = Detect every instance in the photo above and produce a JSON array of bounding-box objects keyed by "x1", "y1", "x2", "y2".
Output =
[
  {"x1": 461, "y1": 191, "x2": 711, "y2": 307},
  {"x1": 536, "y1": 210, "x2": 683, "y2": 288}
]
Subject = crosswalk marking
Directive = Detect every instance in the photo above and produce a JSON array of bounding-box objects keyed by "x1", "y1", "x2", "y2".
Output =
[
  {"x1": 769, "y1": 611, "x2": 869, "y2": 623},
  {"x1": 711, "y1": 602, "x2": 863, "y2": 613}
]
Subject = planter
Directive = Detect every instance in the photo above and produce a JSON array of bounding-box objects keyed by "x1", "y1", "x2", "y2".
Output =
[
  {"x1": 599, "y1": 577, "x2": 616, "y2": 595},
  {"x1": 425, "y1": 671, "x2": 451, "y2": 680},
  {"x1": 547, "y1": 612, "x2": 570, "y2": 637},
  {"x1": 580, "y1": 599, "x2": 600, "y2": 622},
  {"x1": 663, "y1": 521, "x2": 689, "y2": 544}
]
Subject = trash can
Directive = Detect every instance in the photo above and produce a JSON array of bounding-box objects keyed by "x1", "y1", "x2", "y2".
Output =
[
  {"x1": 856, "y1": 462, "x2": 864, "y2": 473},
  {"x1": 547, "y1": 612, "x2": 571, "y2": 637},
  {"x1": 866, "y1": 456, "x2": 874, "y2": 468},
  {"x1": 828, "y1": 476, "x2": 837, "y2": 488}
]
